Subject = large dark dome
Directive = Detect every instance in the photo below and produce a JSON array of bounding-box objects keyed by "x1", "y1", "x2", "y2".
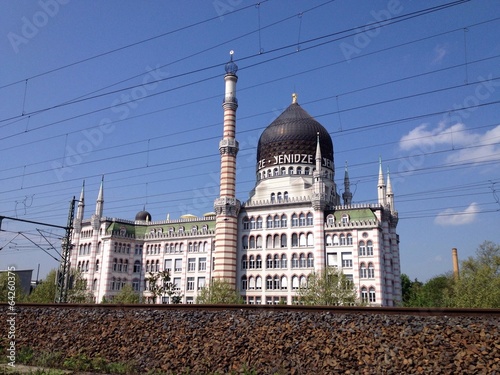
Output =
[
  {"x1": 135, "y1": 210, "x2": 152, "y2": 222},
  {"x1": 256, "y1": 101, "x2": 333, "y2": 170}
]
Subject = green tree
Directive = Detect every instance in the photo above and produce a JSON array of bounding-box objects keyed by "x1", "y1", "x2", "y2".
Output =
[
  {"x1": 407, "y1": 274, "x2": 453, "y2": 307},
  {"x1": 450, "y1": 241, "x2": 500, "y2": 308},
  {"x1": 297, "y1": 267, "x2": 361, "y2": 306},
  {"x1": 28, "y1": 269, "x2": 57, "y2": 303},
  {"x1": 0, "y1": 271, "x2": 27, "y2": 303},
  {"x1": 113, "y1": 284, "x2": 140, "y2": 304},
  {"x1": 67, "y1": 269, "x2": 95, "y2": 303},
  {"x1": 196, "y1": 279, "x2": 244, "y2": 304},
  {"x1": 145, "y1": 270, "x2": 182, "y2": 304}
]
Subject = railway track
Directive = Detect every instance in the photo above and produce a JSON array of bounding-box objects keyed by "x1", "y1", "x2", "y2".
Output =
[{"x1": 8, "y1": 302, "x2": 500, "y2": 316}]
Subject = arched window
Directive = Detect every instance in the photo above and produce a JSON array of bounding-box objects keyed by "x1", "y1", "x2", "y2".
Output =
[
  {"x1": 361, "y1": 287, "x2": 368, "y2": 303},
  {"x1": 288, "y1": 166, "x2": 294, "y2": 175},
  {"x1": 266, "y1": 234, "x2": 273, "y2": 249},
  {"x1": 274, "y1": 254, "x2": 280, "y2": 268},
  {"x1": 113, "y1": 258, "x2": 118, "y2": 272},
  {"x1": 133, "y1": 260, "x2": 141, "y2": 273},
  {"x1": 95, "y1": 259, "x2": 99, "y2": 272},
  {"x1": 281, "y1": 166, "x2": 286, "y2": 175},
  {"x1": 277, "y1": 192, "x2": 282, "y2": 202},
  {"x1": 273, "y1": 275, "x2": 280, "y2": 290},
  {"x1": 281, "y1": 276, "x2": 288, "y2": 290},
  {"x1": 347, "y1": 233, "x2": 353, "y2": 245},
  {"x1": 281, "y1": 254, "x2": 287, "y2": 268},
  {"x1": 256, "y1": 235, "x2": 263, "y2": 249},
  {"x1": 369, "y1": 287, "x2": 376, "y2": 303},
  {"x1": 281, "y1": 214, "x2": 287, "y2": 227},
  {"x1": 292, "y1": 276, "x2": 299, "y2": 290},
  {"x1": 297, "y1": 167, "x2": 302, "y2": 175},
  {"x1": 359, "y1": 263, "x2": 367, "y2": 278},
  {"x1": 306, "y1": 212, "x2": 313, "y2": 225},
  {"x1": 243, "y1": 217, "x2": 250, "y2": 230},
  {"x1": 242, "y1": 236, "x2": 249, "y2": 249},
  {"x1": 299, "y1": 213, "x2": 306, "y2": 226},
  {"x1": 326, "y1": 235, "x2": 332, "y2": 246},
  {"x1": 124, "y1": 259, "x2": 129, "y2": 273},
  {"x1": 266, "y1": 255, "x2": 273, "y2": 269},
  {"x1": 257, "y1": 216, "x2": 263, "y2": 229},
  {"x1": 274, "y1": 215, "x2": 280, "y2": 228},
  {"x1": 256, "y1": 255, "x2": 262, "y2": 269},
  {"x1": 368, "y1": 263, "x2": 375, "y2": 278},
  {"x1": 307, "y1": 253, "x2": 314, "y2": 268},
  {"x1": 333, "y1": 235, "x2": 339, "y2": 246},
  {"x1": 291, "y1": 214, "x2": 298, "y2": 227},
  {"x1": 281, "y1": 234, "x2": 287, "y2": 248},
  {"x1": 248, "y1": 276, "x2": 255, "y2": 289},
  {"x1": 326, "y1": 214, "x2": 335, "y2": 225},
  {"x1": 250, "y1": 217, "x2": 256, "y2": 229},
  {"x1": 367, "y1": 240, "x2": 374, "y2": 256},
  {"x1": 266, "y1": 215, "x2": 273, "y2": 228},
  {"x1": 266, "y1": 276, "x2": 273, "y2": 290},
  {"x1": 300, "y1": 275, "x2": 307, "y2": 287},
  {"x1": 307, "y1": 233, "x2": 314, "y2": 247},
  {"x1": 241, "y1": 255, "x2": 248, "y2": 269},
  {"x1": 299, "y1": 253, "x2": 306, "y2": 268},
  {"x1": 273, "y1": 168, "x2": 279, "y2": 176},
  {"x1": 249, "y1": 236, "x2": 256, "y2": 249},
  {"x1": 249, "y1": 255, "x2": 255, "y2": 269},
  {"x1": 359, "y1": 241, "x2": 366, "y2": 256},
  {"x1": 291, "y1": 233, "x2": 298, "y2": 247},
  {"x1": 271, "y1": 193, "x2": 275, "y2": 203},
  {"x1": 241, "y1": 276, "x2": 248, "y2": 290},
  {"x1": 273, "y1": 234, "x2": 280, "y2": 249},
  {"x1": 340, "y1": 234, "x2": 346, "y2": 246},
  {"x1": 342, "y1": 214, "x2": 349, "y2": 224},
  {"x1": 299, "y1": 233, "x2": 307, "y2": 247},
  {"x1": 256, "y1": 276, "x2": 262, "y2": 290},
  {"x1": 284, "y1": 192, "x2": 289, "y2": 201},
  {"x1": 291, "y1": 254, "x2": 299, "y2": 268},
  {"x1": 304, "y1": 167, "x2": 310, "y2": 175}
]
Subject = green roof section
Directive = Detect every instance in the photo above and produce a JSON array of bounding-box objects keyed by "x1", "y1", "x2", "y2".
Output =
[
  {"x1": 332, "y1": 208, "x2": 377, "y2": 222},
  {"x1": 105, "y1": 216, "x2": 217, "y2": 236}
]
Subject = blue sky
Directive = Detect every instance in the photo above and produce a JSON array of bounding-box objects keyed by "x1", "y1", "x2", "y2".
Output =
[{"x1": 0, "y1": 0, "x2": 499, "y2": 282}]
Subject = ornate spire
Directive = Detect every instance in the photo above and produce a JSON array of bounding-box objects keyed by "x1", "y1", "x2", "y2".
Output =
[
  {"x1": 292, "y1": 93, "x2": 298, "y2": 104},
  {"x1": 377, "y1": 157, "x2": 386, "y2": 206},
  {"x1": 386, "y1": 166, "x2": 394, "y2": 211},
  {"x1": 95, "y1": 176, "x2": 104, "y2": 217},
  {"x1": 342, "y1": 161, "x2": 352, "y2": 206}
]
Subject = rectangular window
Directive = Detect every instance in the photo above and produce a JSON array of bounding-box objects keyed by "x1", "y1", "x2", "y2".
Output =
[
  {"x1": 342, "y1": 259, "x2": 353, "y2": 268},
  {"x1": 187, "y1": 277, "x2": 195, "y2": 291},
  {"x1": 186, "y1": 297, "x2": 194, "y2": 304},
  {"x1": 174, "y1": 259, "x2": 182, "y2": 272},
  {"x1": 197, "y1": 277, "x2": 206, "y2": 290},
  {"x1": 164, "y1": 259, "x2": 172, "y2": 273},
  {"x1": 255, "y1": 296, "x2": 262, "y2": 305},
  {"x1": 199, "y1": 257, "x2": 206, "y2": 271},
  {"x1": 162, "y1": 296, "x2": 170, "y2": 304},
  {"x1": 188, "y1": 258, "x2": 196, "y2": 272},
  {"x1": 173, "y1": 277, "x2": 181, "y2": 290}
]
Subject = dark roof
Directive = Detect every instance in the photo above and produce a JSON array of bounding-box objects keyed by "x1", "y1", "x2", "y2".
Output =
[
  {"x1": 256, "y1": 103, "x2": 333, "y2": 168},
  {"x1": 135, "y1": 210, "x2": 152, "y2": 221}
]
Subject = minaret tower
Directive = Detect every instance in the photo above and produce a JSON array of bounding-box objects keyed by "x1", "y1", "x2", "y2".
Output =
[
  {"x1": 74, "y1": 181, "x2": 85, "y2": 231},
  {"x1": 312, "y1": 134, "x2": 327, "y2": 272},
  {"x1": 91, "y1": 176, "x2": 104, "y2": 230},
  {"x1": 386, "y1": 167, "x2": 395, "y2": 212},
  {"x1": 377, "y1": 157, "x2": 386, "y2": 206},
  {"x1": 213, "y1": 51, "x2": 240, "y2": 285},
  {"x1": 342, "y1": 162, "x2": 352, "y2": 206}
]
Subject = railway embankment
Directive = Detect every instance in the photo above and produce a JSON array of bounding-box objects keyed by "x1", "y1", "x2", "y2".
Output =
[{"x1": 2, "y1": 304, "x2": 499, "y2": 374}]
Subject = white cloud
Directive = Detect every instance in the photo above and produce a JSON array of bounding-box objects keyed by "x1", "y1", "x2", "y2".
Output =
[
  {"x1": 399, "y1": 123, "x2": 500, "y2": 164},
  {"x1": 434, "y1": 202, "x2": 479, "y2": 226},
  {"x1": 431, "y1": 44, "x2": 448, "y2": 64}
]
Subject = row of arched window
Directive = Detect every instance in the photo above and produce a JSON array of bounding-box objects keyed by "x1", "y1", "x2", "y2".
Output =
[
  {"x1": 78, "y1": 243, "x2": 93, "y2": 255},
  {"x1": 325, "y1": 233, "x2": 353, "y2": 246},
  {"x1": 360, "y1": 286, "x2": 376, "y2": 303},
  {"x1": 112, "y1": 258, "x2": 129, "y2": 273},
  {"x1": 80, "y1": 229, "x2": 93, "y2": 238},
  {"x1": 113, "y1": 242, "x2": 130, "y2": 254},
  {"x1": 241, "y1": 253, "x2": 314, "y2": 270},
  {"x1": 359, "y1": 263, "x2": 375, "y2": 279},
  {"x1": 77, "y1": 260, "x2": 90, "y2": 272},
  {"x1": 259, "y1": 166, "x2": 313, "y2": 180},
  {"x1": 242, "y1": 213, "x2": 314, "y2": 230},
  {"x1": 241, "y1": 275, "x2": 309, "y2": 290},
  {"x1": 242, "y1": 232, "x2": 315, "y2": 249},
  {"x1": 358, "y1": 241, "x2": 374, "y2": 256},
  {"x1": 145, "y1": 259, "x2": 159, "y2": 272}
]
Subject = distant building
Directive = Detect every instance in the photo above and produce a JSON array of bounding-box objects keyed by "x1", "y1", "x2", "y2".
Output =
[{"x1": 69, "y1": 55, "x2": 401, "y2": 306}]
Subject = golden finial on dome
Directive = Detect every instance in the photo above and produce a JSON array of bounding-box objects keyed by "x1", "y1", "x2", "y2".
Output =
[{"x1": 292, "y1": 93, "x2": 298, "y2": 104}]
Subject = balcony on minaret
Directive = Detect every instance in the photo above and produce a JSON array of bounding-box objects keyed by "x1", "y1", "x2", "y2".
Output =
[{"x1": 223, "y1": 96, "x2": 238, "y2": 105}]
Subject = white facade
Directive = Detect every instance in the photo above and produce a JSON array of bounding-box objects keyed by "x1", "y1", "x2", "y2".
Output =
[{"x1": 68, "y1": 58, "x2": 401, "y2": 306}]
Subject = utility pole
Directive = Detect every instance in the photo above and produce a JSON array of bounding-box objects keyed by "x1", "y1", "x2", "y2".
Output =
[{"x1": 56, "y1": 197, "x2": 76, "y2": 303}]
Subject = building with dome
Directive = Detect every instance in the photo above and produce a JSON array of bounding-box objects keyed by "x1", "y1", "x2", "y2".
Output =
[{"x1": 69, "y1": 54, "x2": 401, "y2": 306}]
